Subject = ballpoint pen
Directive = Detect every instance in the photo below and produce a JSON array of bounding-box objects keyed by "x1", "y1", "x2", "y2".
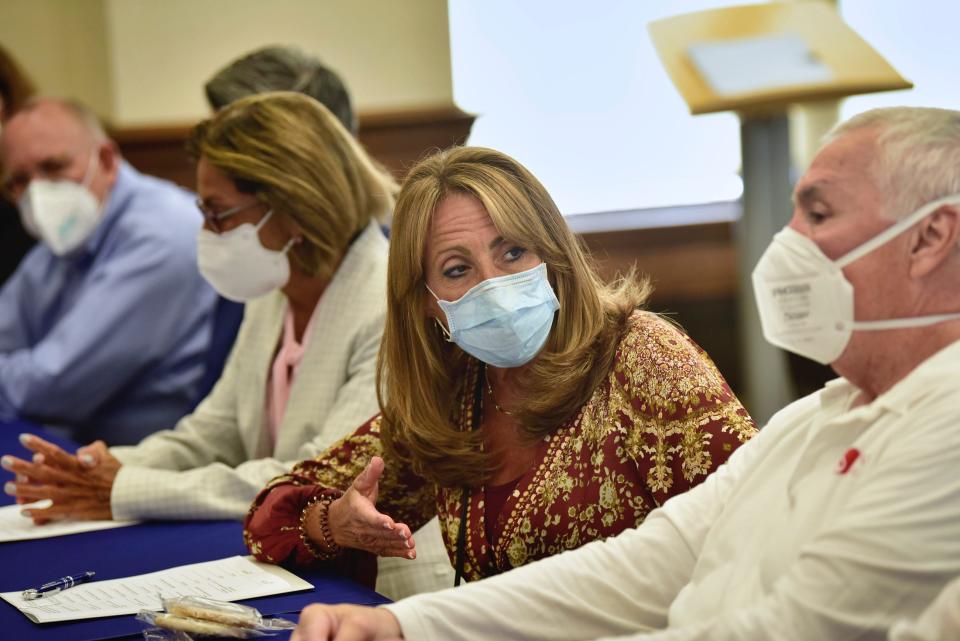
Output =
[{"x1": 21, "y1": 571, "x2": 96, "y2": 600}]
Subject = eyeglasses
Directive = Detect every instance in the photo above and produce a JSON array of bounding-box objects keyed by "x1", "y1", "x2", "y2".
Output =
[{"x1": 195, "y1": 199, "x2": 263, "y2": 233}]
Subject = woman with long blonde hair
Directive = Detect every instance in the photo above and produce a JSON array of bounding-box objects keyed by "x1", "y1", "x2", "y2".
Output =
[{"x1": 245, "y1": 146, "x2": 756, "y2": 586}]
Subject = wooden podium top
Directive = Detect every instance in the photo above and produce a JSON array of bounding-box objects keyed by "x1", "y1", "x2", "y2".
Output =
[{"x1": 648, "y1": 2, "x2": 912, "y2": 116}]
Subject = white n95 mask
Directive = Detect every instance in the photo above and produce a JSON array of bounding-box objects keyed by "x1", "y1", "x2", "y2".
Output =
[
  {"x1": 197, "y1": 209, "x2": 296, "y2": 302},
  {"x1": 18, "y1": 151, "x2": 102, "y2": 255},
  {"x1": 428, "y1": 262, "x2": 560, "y2": 368},
  {"x1": 752, "y1": 194, "x2": 960, "y2": 364}
]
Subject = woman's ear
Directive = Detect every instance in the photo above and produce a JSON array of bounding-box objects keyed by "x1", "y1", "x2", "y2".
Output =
[
  {"x1": 278, "y1": 213, "x2": 304, "y2": 238},
  {"x1": 423, "y1": 288, "x2": 442, "y2": 320},
  {"x1": 910, "y1": 205, "x2": 960, "y2": 278}
]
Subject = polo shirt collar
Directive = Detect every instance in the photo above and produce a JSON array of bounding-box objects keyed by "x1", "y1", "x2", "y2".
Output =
[{"x1": 819, "y1": 337, "x2": 960, "y2": 419}]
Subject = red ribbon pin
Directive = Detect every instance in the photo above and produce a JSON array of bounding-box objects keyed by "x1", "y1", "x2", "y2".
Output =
[{"x1": 836, "y1": 448, "x2": 860, "y2": 475}]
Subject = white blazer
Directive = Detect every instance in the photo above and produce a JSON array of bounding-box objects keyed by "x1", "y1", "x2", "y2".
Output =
[
  {"x1": 110, "y1": 223, "x2": 388, "y2": 520},
  {"x1": 109, "y1": 223, "x2": 455, "y2": 598}
]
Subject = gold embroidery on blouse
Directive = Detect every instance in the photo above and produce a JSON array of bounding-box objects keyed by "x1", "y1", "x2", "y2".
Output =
[
  {"x1": 474, "y1": 312, "x2": 755, "y2": 577},
  {"x1": 246, "y1": 310, "x2": 755, "y2": 582}
]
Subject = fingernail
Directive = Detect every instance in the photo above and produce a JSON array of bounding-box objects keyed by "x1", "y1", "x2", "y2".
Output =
[
  {"x1": 3, "y1": 482, "x2": 15, "y2": 496},
  {"x1": 0, "y1": 456, "x2": 12, "y2": 470},
  {"x1": 18, "y1": 433, "x2": 32, "y2": 447},
  {"x1": 382, "y1": 523, "x2": 392, "y2": 530},
  {"x1": 32, "y1": 453, "x2": 44, "y2": 464},
  {"x1": 80, "y1": 454, "x2": 95, "y2": 466},
  {"x1": 398, "y1": 530, "x2": 408, "y2": 539},
  {"x1": 407, "y1": 551, "x2": 415, "y2": 559},
  {"x1": 405, "y1": 540, "x2": 412, "y2": 549}
]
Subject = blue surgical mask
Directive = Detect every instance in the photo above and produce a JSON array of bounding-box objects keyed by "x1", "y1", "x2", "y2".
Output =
[{"x1": 427, "y1": 262, "x2": 560, "y2": 368}]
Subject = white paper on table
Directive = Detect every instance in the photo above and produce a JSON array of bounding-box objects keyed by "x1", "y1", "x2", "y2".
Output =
[
  {"x1": 1, "y1": 555, "x2": 313, "y2": 624},
  {"x1": 688, "y1": 33, "x2": 833, "y2": 96},
  {"x1": 0, "y1": 500, "x2": 139, "y2": 543}
]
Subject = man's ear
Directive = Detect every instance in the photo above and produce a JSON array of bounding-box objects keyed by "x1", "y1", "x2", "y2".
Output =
[
  {"x1": 97, "y1": 141, "x2": 118, "y2": 170},
  {"x1": 96, "y1": 141, "x2": 120, "y2": 184},
  {"x1": 910, "y1": 205, "x2": 960, "y2": 278}
]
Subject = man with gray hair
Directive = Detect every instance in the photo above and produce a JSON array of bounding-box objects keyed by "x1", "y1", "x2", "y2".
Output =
[
  {"x1": 288, "y1": 107, "x2": 960, "y2": 641},
  {"x1": 0, "y1": 98, "x2": 216, "y2": 445},
  {"x1": 205, "y1": 45, "x2": 356, "y2": 134}
]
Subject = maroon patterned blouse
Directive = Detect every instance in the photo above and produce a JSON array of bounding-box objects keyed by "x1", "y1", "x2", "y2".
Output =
[{"x1": 244, "y1": 312, "x2": 756, "y2": 585}]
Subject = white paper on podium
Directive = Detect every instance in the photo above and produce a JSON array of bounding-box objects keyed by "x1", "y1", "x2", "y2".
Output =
[
  {"x1": 688, "y1": 33, "x2": 833, "y2": 96},
  {"x1": 1, "y1": 555, "x2": 313, "y2": 624},
  {"x1": 0, "y1": 501, "x2": 138, "y2": 543}
]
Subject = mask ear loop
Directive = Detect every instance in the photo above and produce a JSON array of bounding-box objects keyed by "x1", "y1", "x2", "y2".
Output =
[
  {"x1": 254, "y1": 208, "x2": 275, "y2": 232},
  {"x1": 425, "y1": 283, "x2": 454, "y2": 341},
  {"x1": 80, "y1": 146, "x2": 99, "y2": 188},
  {"x1": 279, "y1": 235, "x2": 300, "y2": 255},
  {"x1": 434, "y1": 318, "x2": 453, "y2": 341},
  {"x1": 255, "y1": 209, "x2": 302, "y2": 256},
  {"x1": 835, "y1": 195, "x2": 960, "y2": 268}
]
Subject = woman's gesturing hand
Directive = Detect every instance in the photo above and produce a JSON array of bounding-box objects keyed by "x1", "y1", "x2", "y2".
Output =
[{"x1": 319, "y1": 456, "x2": 417, "y2": 559}]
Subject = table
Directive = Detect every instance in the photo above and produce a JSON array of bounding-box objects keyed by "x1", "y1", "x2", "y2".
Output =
[{"x1": 0, "y1": 420, "x2": 388, "y2": 640}]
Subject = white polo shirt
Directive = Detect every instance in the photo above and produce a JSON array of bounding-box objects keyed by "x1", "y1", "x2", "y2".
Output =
[{"x1": 388, "y1": 339, "x2": 960, "y2": 641}]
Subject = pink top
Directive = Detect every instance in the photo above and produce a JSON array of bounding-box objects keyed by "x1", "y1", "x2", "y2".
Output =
[{"x1": 266, "y1": 303, "x2": 319, "y2": 447}]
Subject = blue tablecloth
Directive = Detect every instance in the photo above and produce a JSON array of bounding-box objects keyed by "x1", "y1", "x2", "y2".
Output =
[{"x1": 0, "y1": 420, "x2": 388, "y2": 640}]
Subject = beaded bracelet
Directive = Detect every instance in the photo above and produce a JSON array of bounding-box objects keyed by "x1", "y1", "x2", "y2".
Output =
[{"x1": 299, "y1": 493, "x2": 342, "y2": 561}]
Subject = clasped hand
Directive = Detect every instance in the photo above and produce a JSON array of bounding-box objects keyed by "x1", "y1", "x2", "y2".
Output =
[{"x1": 1, "y1": 434, "x2": 120, "y2": 522}]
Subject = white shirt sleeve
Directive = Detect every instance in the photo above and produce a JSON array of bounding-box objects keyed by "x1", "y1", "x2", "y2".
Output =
[{"x1": 888, "y1": 576, "x2": 960, "y2": 641}]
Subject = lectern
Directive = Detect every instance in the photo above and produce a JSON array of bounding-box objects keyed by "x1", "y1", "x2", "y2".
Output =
[{"x1": 649, "y1": 2, "x2": 911, "y2": 422}]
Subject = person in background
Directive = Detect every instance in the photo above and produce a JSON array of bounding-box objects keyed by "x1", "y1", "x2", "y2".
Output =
[
  {"x1": 243, "y1": 146, "x2": 755, "y2": 593},
  {"x1": 1, "y1": 91, "x2": 446, "y2": 600},
  {"x1": 0, "y1": 44, "x2": 34, "y2": 123},
  {"x1": 0, "y1": 97, "x2": 215, "y2": 444},
  {"x1": 202, "y1": 44, "x2": 457, "y2": 598},
  {"x1": 205, "y1": 45, "x2": 356, "y2": 134},
  {"x1": 0, "y1": 44, "x2": 37, "y2": 284},
  {"x1": 287, "y1": 107, "x2": 960, "y2": 641}
]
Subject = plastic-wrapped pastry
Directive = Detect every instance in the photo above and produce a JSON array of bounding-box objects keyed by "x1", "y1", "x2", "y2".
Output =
[
  {"x1": 164, "y1": 596, "x2": 261, "y2": 628},
  {"x1": 137, "y1": 595, "x2": 296, "y2": 639}
]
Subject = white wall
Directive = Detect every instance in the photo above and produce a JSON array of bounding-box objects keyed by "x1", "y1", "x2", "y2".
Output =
[
  {"x1": 104, "y1": 0, "x2": 454, "y2": 125},
  {"x1": 0, "y1": 0, "x2": 113, "y2": 118},
  {"x1": 0, "y1": 0, "x2": 454, "y2": 126}
]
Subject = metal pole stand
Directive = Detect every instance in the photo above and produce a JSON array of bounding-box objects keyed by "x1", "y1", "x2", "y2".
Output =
[{"x1": 737, "y1": 114, "x2": 795, "y2": 425}]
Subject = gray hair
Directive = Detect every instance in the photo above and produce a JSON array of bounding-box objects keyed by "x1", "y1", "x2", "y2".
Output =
[
  {"x1": 823, "y1": 107, "x2": 960, "y2": 221},
  {"x1": 205, "y1": 45, "x2": 356, "y2": 134}
]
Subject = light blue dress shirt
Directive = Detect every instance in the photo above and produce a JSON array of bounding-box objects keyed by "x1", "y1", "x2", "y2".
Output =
[{"x1": 0, "y1": 161, "x2": 218, "y2": 445}]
